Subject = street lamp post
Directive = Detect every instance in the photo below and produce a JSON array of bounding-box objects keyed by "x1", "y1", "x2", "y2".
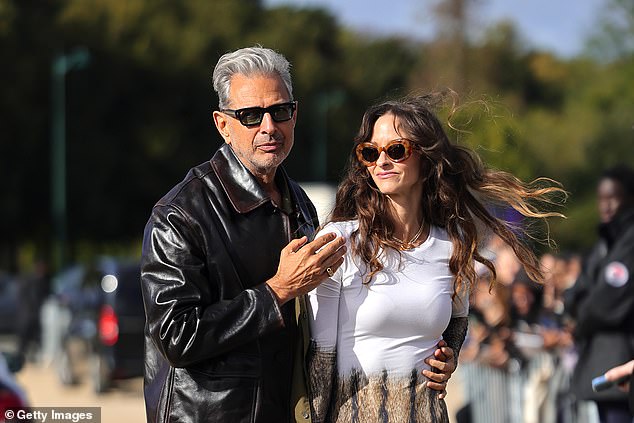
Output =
[{"x1": 51, "y1": 48, "x2": 90, "y2": 272}]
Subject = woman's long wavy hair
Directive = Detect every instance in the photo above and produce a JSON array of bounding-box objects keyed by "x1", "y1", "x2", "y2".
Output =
[{"x1": 330, "y1": 93, "x2": 566, "y2": 295}]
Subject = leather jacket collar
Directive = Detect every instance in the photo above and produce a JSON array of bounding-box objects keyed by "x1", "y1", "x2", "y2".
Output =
[
  {"x1": 211, "y1": 143, "x2": 274, "y2": 214},
  {"x1": 211, "y1": 144, "x2": 300, "y2": 213},
  {"x1": 210, "y1": 144, "x2": 316, "y2": 235}
]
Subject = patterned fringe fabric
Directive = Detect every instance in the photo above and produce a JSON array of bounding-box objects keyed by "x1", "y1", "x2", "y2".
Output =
[
  {"x1": 308, "y1": 342, "x2": 449, "y2": 423},
  {"x1": 329, "y1": 368, "x2": 449, "y2": 423}
]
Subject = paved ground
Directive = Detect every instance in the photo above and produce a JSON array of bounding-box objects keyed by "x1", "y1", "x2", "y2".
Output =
[{"x1": 15, "y1": 361, "x2": 146, "y2": 423}]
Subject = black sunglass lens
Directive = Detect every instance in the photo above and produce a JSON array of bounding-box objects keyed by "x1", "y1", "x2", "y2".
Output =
[
  {"x1": 239, "y1": 109, "x2": 263, "y2": 125},
  {"x1": 361, "y1": 147, "x2": 380, "y2": 163},
  {"x1": 271, "y1": 105, "x2": 293, "y2": 122},
  {"x1": 387, "y1": 143, "x2": 406, "y2": 161}
]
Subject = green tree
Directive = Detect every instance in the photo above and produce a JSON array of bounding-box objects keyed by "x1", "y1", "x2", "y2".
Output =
[{"x1": 586, "y1": 0, "x2": 634, "y2": 61}]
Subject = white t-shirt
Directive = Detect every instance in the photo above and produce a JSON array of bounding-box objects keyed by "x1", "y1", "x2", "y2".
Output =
[{"x1": 308, "y1": 220, "x2": 469, "y2": 378}]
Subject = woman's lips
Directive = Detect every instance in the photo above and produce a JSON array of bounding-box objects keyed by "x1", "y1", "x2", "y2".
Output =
[{"x1": 375, "y1": 171, "x2": 397, "y2": 179}]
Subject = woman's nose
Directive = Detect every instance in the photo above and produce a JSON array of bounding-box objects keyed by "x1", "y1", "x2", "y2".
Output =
[{"x1": 376, "y1": 150, "x2": 390, "y2": 166}]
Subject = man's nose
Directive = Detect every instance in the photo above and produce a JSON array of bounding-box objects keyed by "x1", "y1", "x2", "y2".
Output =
[{"x1": 259, "y1": 112, "x2": 277, "y2": 134}]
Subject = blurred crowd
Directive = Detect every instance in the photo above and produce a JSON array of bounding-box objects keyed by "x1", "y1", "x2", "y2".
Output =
[
  {"x1": 454, "y1": 165, "x2": 634, "y2": 423},
  {"x1": 456, "y1": 238, "x2": 631, "y2": 422},
  {"x1": 463, "y1": 237, "x2": 581, "y2": 374},
  {"x1": 455, "y1": 236, "x2": 584, "y2": 423}
]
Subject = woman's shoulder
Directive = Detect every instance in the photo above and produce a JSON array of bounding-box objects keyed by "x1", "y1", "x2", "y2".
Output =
[
  {"x1": 318, "y1": 220, "x2": 359, "y2": 238},
  {"x1": 429, "y1": 224, "x2": 451, "y2": 244}
]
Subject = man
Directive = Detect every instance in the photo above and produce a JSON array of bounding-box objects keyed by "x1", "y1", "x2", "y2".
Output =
[
  {"x1": 565, "y1": 165, "x2": 634, "y2": 423},
  {"x1": 141, "y1": 46, "x2": 456, "y2": 423}
]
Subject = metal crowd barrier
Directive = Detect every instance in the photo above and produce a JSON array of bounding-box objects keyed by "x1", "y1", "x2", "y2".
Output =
[{"x1": 457, "y1": 352, "x2": 600, "y2": 423}]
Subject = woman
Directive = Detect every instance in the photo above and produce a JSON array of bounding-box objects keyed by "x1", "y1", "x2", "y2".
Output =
[{"x1": 307, "y1": 93, "x2": 565, "y2": 423}]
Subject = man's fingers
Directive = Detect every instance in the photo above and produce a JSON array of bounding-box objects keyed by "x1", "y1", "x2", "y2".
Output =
[
  {"x1": 425, "y1": 378, "x2": 447, "y2": 392},
  {"x1": 280, "y1": 234, "x2": 345, "y2": 278},
  {"x1": 285, "y1": 232, "x2": 339, "y2": 253},
  {"x1": 434, "y1": 350, "x2": 448, "y2": 361},
  {"x1": 429, "y1": 347, "x2": 455, "y2": 370},
  {"x1": 422, "y1": 368, "x2": 448, "y2": 382},
  {"x1": 311, "y1": 235, "x2": 346, "y2": 270},
  {"x1": 309, "y1": 232, "x2": 339, "y2": 252},
  {"x1": 426, "y1": 356, "x2": 454, "y2": 372},
  {"x1": 324, "y1": 256, "x2": 345, "y2": 275},
  {"x1": 426, "y1": 359, "x2": 445, "y2": 372},
  {"x1": 285, "y1": 236, "x2": 308, "y2": 253},
  {"x1": 425, "y1": 379, "x2": 448, "y2": 398},
  {"x1": 423, "y1": 341, "x2": 456, "y2": 396},
  {"x1": 436, "y1": 346, "x2": 454, "y2": 359}
]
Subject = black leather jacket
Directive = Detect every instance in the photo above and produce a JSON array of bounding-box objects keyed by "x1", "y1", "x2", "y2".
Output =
[{"x1": 141, "y1": 144, "x2": 318, "y2": 422}]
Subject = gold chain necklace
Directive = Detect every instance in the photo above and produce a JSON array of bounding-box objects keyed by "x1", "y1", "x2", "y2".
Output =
[{"x1": 393, "y1": 221, "x2": 425, "y2": 250}]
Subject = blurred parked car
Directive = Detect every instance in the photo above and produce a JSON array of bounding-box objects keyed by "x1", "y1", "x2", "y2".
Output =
[
  {"x1": 0, "y1": 351, "x2": 29, "y2": 419},
  {"x1": 54, "y1": 257, "x2": 144, "y2": 393}
]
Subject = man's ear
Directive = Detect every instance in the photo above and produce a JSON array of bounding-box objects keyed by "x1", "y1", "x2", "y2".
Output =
[{"x1": 212, "y1": 111, "x2": 231, "y2": 144}]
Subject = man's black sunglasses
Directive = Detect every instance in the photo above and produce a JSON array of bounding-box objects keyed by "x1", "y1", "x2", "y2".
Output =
[{"x1": 220, "y1": 101, "x2": 297, "y2": 126}]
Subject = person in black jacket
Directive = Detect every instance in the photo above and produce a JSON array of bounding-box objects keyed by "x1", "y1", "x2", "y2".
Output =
[
  {"x1": 140, "y1": 46, "x2": 457, "y2": 423},
  {"x1": 565, "y1": 165, "x2": 634, "y2": 423}
]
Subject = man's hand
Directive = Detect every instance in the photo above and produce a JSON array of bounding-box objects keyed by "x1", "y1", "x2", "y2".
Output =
[
  {"x1": 267, "y1": 233, "x2": 346, "y2": 305},
  {"x1": 422, "y1": 340, "x2": 456, "y2": 399}
]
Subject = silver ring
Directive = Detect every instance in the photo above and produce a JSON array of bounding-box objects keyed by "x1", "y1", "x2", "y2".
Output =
[{"x1": 326, "y1": 267, "x2": 334, "y2": 277}]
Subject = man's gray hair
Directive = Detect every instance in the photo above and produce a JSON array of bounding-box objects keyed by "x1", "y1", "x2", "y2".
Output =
[{"x1": 212, "y1": 46, "x2": 293, "y2": 109}]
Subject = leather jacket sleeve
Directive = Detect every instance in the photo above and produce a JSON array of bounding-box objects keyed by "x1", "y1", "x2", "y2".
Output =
[{"x1": 141, "y1": 203, "x2": 284, "y2": 368}]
